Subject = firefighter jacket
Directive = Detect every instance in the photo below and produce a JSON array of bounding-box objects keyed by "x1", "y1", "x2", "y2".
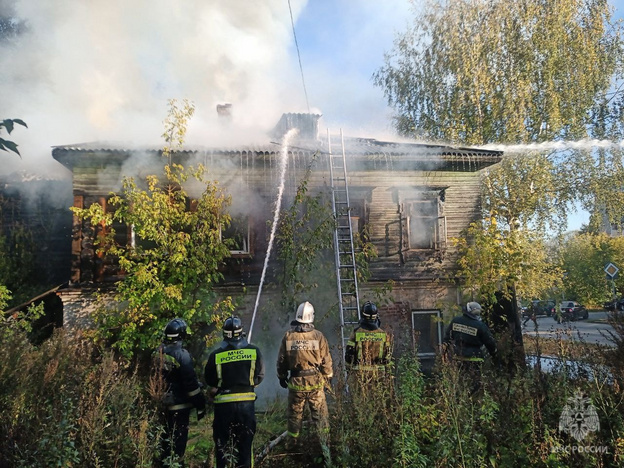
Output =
[
  {"x1": 443, "y1": 312, "x2": 497, "y2": 361},
  {"x1": 204, "y1": 338, "x2": 265, "y2": 404},
  {"x1": 155, "y1": 340, "x2": 206, "y2": 412},
  {"x1": 277, "y1": 321, "x2": 333, "y2": 392},
  {"x1": 345, "y1": 319, "x2": 393, "y2": 371}
]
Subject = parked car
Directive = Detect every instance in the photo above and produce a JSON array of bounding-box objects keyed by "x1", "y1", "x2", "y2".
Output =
[
  {"x1": 604, "y1": 297, "x2": 624, "y2": 312},
  {"x1": 532, "y1": 299, "x2": 556, "y2": 317},
  {"x1": 555, "y1": 301, "x2": 588, "y2": 323}
]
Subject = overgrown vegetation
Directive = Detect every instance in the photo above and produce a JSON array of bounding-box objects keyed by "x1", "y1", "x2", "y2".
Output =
[
  {"x1": 71, "y1": 99, "x2": 236, "y2": 359},
  {"x1": 3, "y1": 310, "x2": 624, "y2": 467}
]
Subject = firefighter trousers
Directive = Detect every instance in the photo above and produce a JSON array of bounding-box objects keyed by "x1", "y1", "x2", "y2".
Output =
[
  {"x1": 287, "y1": 388, "x2": 329, "y2": 443},
  {"x1": 161, "y1": 407, "x2": 191, "y2": 464},
  {"x1": 212, "y1": 400, "x2": 256, "y2": 468}
]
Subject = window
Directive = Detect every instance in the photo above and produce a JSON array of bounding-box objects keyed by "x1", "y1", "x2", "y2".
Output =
[
  {"x1": 222, "y1": 215, "x2": 252, "y2": 256},
  {"x1": 411, "y1": 310, "x2": 443, "y2": 357},
  {"x1": 402, "y1": 189, "x2": 446, "y2": 250}
]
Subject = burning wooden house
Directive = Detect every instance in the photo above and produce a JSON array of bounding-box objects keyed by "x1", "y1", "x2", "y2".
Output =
[{"x1": 51, "y1": 113, "x2": 503, "y2": 359}]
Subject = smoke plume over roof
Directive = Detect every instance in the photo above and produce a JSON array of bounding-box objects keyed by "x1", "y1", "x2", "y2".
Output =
[{"x1": 0, "y1": 0, "x2": 313, "y2": 178}]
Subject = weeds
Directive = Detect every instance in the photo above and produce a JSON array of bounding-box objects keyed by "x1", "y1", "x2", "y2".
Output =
[{"x1": 3, "y1": 317, "x2": 624, "y2": 467}]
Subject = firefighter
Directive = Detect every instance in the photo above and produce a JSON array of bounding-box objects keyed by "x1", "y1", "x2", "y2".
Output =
[
  {"x1": 345, "y1": 301, "x2": 393, "y2": 374},
  {"x1": 204, "y1": 316, "x2": 265, "y2": 468},
  {"x1": 276, "y1": 301, "x2": 333, "y2": 454},
  {"x1": 154, "y1": 318, "x2": 206, "y2": 466},
  {"x1": 443, "y1": 302, "x2": 497, "y2": 392}
]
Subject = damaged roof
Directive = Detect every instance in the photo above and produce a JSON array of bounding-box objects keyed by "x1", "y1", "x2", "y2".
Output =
[{"x1": 52, "y1": 113, "x2": 503, "y2": 172}]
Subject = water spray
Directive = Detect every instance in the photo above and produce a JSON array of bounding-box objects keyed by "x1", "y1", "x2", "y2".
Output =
[
  {"x1": 247, "y1": 128, "x2": 298, "y2": 342},
  {"x1": 481, "y1": 138, "x2": 624, "y2": 153}
]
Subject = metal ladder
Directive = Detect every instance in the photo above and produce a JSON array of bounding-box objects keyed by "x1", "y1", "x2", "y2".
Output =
[{"x1": 327, "y1": 129, "x2": 361, "y2": 361}]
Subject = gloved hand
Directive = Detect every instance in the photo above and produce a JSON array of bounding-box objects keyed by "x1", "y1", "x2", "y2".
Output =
[
  {"x1": 197, "y1": 408, "x2": 206, "y2": 421},
  {"x1": 279, "y1": 378, "x2": 289, "y2": 389}
]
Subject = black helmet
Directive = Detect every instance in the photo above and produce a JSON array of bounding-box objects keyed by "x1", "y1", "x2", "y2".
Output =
[
  {"x1": 164, "y1": 318, "x2": 188, "y2": 341},
  {"x1": 361, "y1": 301, "x2": 378, "y2": 320},
  {"x1": 223, "y1": 316, "x2": 244, "y2": 341}
]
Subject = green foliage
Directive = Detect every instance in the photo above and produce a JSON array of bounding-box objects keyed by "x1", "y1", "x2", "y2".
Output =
[
  {"x1": 331, "y1": 368, "x2": 401, "y2": 467},
  {"x1": 375, "y1": 0, "x2": 621, "y2": 145},
  {"x1": 274, "y1": 154, "x2": 336, "y2": 312},
  {"x1": 2, "y1": 317, "x2": 624, "y2": 466},
  {"x1": 454, "y1": 217, "x2": 563, "y2": 303},
  {"x1": 71, "y1": 99, "x2": 235, "y2": 358},
  {"x1": 0, "y1": 118, "x2": 27, "y2": 157},
  {"x1": 559, "y1": 232, "x2": 624, "y2": 305}
]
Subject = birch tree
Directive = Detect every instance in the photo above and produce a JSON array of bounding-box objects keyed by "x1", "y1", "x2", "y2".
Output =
[{"x1": 375, "y1": 0, "x2": 624, "y2": 297}]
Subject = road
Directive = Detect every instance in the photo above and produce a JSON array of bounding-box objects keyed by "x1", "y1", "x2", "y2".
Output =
[{"x1": 521, "y1": 311, "x2": 617, "y2": 346}]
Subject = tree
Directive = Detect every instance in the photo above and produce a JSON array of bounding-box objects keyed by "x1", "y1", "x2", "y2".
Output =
[
  {"x1": 455, "y1": 217, "x2": 563, "y2": 305},
  {"x1": 0, "y1": 119, "x2": 27, "y2": 157},
  {"x1": 559, "y1": 232, "x2": 624, "y2": 305},
  {"x1": 374, "y1": 0, "x2": 624, "y2": 297},
  {"x1": 72, "y1": 99, "x2": 235, "y2": 358}
]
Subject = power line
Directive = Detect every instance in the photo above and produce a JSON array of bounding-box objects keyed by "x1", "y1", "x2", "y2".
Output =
[{"x1": 288, "y1": 0, "x2": 310, "y2": 113}]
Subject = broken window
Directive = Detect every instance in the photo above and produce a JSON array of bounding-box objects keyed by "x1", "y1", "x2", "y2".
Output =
[
  {"x1": 411, "y1": 310, "x2": 443, "y2": 357},
  {"x1": 222, "y1": 215, "x2": 252, "y2": 256},
  {"x1": 401, "y1": 189, "x2": 446, "y2": 250}
]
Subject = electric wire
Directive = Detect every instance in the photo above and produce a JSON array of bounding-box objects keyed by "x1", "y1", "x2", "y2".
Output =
[{"x1": 288, "y1": 0, "x2": 310, "y2": 113}]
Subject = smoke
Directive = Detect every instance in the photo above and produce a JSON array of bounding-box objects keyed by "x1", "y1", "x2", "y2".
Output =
[{"x1": 0, "y1": 0, "x2": 310, "y2": 178}]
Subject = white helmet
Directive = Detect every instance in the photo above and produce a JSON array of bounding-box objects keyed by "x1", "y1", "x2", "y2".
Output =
[
  {"x1": 466, "y1": 302, "x2": 482, "y2": 315},
  {"x1": 295, "y1": 301, "x2": 315, "y2": 324}
]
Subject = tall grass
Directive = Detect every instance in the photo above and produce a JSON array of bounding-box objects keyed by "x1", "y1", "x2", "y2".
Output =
[
  {"x1": 3, "y1": 319, "x2": 624, "y2": 467},
  {"x1": 0, "y1": 328, "x2": 160, "y2": 467}
]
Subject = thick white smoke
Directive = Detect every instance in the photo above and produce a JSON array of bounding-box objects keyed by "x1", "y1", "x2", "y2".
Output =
[{"x1": 0, "y1": 0, "x2": 309, "y2": 177}]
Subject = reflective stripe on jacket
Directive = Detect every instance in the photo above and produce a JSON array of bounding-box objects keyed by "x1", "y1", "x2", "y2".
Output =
[
  {"x1": 154, "y1": 340, "x2": 205, "y2": 412},
  {"x1": 345, "y1": 326, "x2": 393, "y2": 370},
  {"x1": 205, "y1": 339, "x2": 265, "y2": 404},
  {"x1": 443, "y1": 313, "x2": 497, "y2": 359}
]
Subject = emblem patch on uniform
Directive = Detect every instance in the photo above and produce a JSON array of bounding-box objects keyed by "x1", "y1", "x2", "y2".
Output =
[
  {"x1": 215, "y1": 349, "x2": 256, "y2": 364},
  {"x1": 286, "y1": 339, "x2": 320, "y2": 351},
  {"x1": 452, "y1": 323, "x2": 478, "y2": 336},
  {"x1": 356, "y1": 332, "x2": 386, "y2": 342}
]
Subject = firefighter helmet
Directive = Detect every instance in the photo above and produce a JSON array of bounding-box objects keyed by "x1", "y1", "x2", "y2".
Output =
[
  {"x1": 466, "y1": 302, "x2": 482, "y2": 316},
  {"x1": 223, "y1": 316, "x2": 244, "y2": 341},
  {"x1": 295, "y1": 301, "x2": 315, "y2": 324},
  {"x1": 361, "y1": 301, "x2": 378, "y2": 320},
  {"x1": 164, "y1": 318, "x2": 189, "y2": 341}
]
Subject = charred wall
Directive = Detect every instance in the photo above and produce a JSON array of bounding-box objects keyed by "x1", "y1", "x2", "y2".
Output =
[{"x1": 0, "y1": 176, "x2": 73, "y2": 289}]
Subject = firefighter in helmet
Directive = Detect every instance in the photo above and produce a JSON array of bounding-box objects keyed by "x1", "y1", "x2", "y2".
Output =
[
  {"x1": 154, "y1": 318, "x2": 206, "y2": 465},
  {"x1": 345, "y1": 301, "x2": 393, "y2": 375},
  {"x1": 204, "y1": 316, "x2": 265, "y2": 468},
  {"x1": 443, "y1": 302, "x2": 497, "y2": 392},
  {"x1": 276, "y1": 301, "x2": 333, "y2": 454}
]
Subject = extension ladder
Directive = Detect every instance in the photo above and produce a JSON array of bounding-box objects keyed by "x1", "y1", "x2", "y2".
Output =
[{"x1": 327, "y1": 129, "x2": 361, "y2": 363}]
